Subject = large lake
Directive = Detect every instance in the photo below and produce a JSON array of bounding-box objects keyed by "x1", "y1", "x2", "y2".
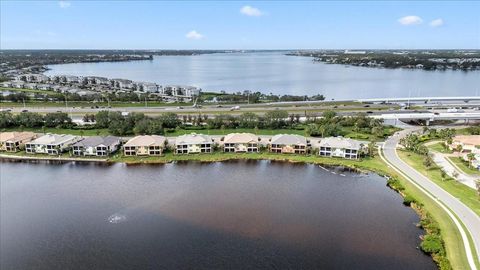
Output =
[
  {"x1": 45, "y1": 52, "x2": 479, "y2": 99},
  {"x1": 0, "y1": 161, "x2": 435, "y2": 269}
]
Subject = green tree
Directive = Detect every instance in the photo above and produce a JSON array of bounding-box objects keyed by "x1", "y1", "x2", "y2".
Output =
[
  {"x1": 264, "y1": 110, "x2": 288, "y2": 129},
  {"x1": 467, "y1": 153, "x2": 475, "y2": 168},
  {"x1": 238, "y1": 112, "x2": 258, "y2": 128}
]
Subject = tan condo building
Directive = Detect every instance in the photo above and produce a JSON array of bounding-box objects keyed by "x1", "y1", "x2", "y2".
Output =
[
  {"x1": 0, "y1": 132, "x2": 37, "y2": 152},
  {"x1": 269, "y1": 134, "x2": 309, "y2": 154},
  {"x1": 124, "y1": 135, "x2": 166, "y2": 156},
  {"x1": 175, "y1": 133, "x2": 213, "y2": 154},
  {"x1": 449, "y1": 135, "x2": 480, "y2": 154},
  {"x1": 223, "y1": 133, "x2": 259, "y2": 153}
]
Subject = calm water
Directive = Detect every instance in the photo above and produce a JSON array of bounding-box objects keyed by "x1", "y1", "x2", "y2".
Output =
[
  {"x1": 45, "y1": 52, "x2": 479, "y2": 99},
  {"x1": 0, "y1": 161, "x2": 435, "y2": 270}
]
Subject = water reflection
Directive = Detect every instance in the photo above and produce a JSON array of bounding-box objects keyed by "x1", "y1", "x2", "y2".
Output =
[{"x1": 0, "y1": 161, "x2": 436, "y2": 269}]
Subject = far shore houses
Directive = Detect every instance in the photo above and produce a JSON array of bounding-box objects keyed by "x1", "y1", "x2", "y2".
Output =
[
  {"x1": 222, "y1": 133, "x2": 260, "y2": 153},
  {"x1": 25, "y1": 134, "x2": 81, "y2": 155},
  {"x1": 124, "y1": 135, "x2": 166, "y2": 156},
  {"x1": 175, "y1": 133, "x2": 213, "y2": 154},
  {"x1": 8, "y1": 74, "x2": 201, "y2": 102},
  {"x1": 0, "y1": 132, "x2": 37, "y2": 152},
  {"x1": 72, "y1": 136, "x2": 121, "y2": 156}
]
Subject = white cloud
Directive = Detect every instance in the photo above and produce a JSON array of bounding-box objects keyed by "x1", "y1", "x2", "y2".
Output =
[
  {"x1": 185, "y1": 30, "x2": 204, "y2": 40},
  {"x1": 398, "y1": 15, "x2": 423, "y2": 25},
  {"x1": 58, "y1": 1, "x2": 71, "y2": 8},
  {"x1": 240, "y1": 5, "x2": 263, "y2": 17},
  {"x1": 430, "y1": 18, "x2": 444, "y2": 27}
]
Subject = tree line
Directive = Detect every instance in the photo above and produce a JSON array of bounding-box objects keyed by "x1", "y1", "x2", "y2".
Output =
[{"x1": 1, "y1": 109, "x2": 389, "y2": 138}]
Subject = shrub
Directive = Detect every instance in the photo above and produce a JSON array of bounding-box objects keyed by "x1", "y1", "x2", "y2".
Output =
[
  {"x1": 403, "y1": 195, "x2": 416, "y2": 205},
  {"x1": 420, "y1": 234, "x2": 443, "y2": 254}
]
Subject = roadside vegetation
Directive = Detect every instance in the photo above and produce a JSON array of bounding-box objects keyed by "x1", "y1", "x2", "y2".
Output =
[{"x1": 0, "y1": 110, "x2": 399, "y2": 141}]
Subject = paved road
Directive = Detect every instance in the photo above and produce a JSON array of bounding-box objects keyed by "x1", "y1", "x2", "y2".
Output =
[{"x1": 382, "y1": 129, "x2": 480, "y2": 269}]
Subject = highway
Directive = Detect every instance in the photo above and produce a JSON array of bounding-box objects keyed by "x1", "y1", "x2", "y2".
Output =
[{"x1": 382, "y1": 129, "x2": 480, "y2": 270}]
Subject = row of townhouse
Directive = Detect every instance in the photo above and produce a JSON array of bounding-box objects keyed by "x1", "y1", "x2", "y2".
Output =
[
  {"x1": 9, "y1": 74, "x2": 201, "y2": 100},
  {"x1": 122, "y1": 133, "x2": 363, "y2": 159},
  {"x1": 0, "y1": 132, "x2": 365, "y2": 159}
]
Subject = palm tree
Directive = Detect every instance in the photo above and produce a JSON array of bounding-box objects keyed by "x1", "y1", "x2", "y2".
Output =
[{"x1": 467, "y1": 153, "x2": 476, "y2": 168}]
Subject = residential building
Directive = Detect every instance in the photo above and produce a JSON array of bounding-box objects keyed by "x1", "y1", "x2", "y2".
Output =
[
  {"x1": 269, "y1": 134, "x2": 309, "y2": 154},
  {"x1": 123, "y1": 135, "x2": 166, "y2": 156},
  {"x1": 16, "y1": 73, "x2": 49, "y2": 83},
  {"x1": 25, "y1": 134, "x2": 81, "y2": 155},
  {"x1": 449, "y1": 135, "x2": 480, "y2": 154},
  {"x1": 1, "y1": 81, "x2": 12, "y2": 88},
  {"x1": 72, "y1": 136, "x2": 121, "y2": 156},
  {"x1": 137, "y1": 82, "x2": 158, "y2": 92},
  {"x1": 111, "y1": 79, "x2": 134, "y2": 89},
  {"x1": 0, "y1": 132, "x2": 37, "y2": 152},
  {"x1": 318, "y1": 137, "x2": 363, "y2": 159},
  {"x1": 162, "y1": 85, "x2": 201, "y2": 97},
  {"x1": 175, "y1": 133, "x2": 213, "y2": 154},
  {"x1": 36, "y1": 84, "x2": 52, "y2": 90},
  {"x1": 223, "y1": 133, "x2": 259, "y2": 153},
  {"x1": 11, "y1": 81, "x2": 25, "y2": 88}
]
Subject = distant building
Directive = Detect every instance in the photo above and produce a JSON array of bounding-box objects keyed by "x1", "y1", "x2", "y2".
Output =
[
  {"x1": 0, "y1": 132, "x2": 37, "y2": 152},
  {"x1": 123, "y1": 135, "x2": 166, "y2": 156},
  {"x1": 223, "y1": 133, "x2": 259, "y2": 153},
  {"x1": 16, "y1": 73, "x2": 49, "y2": 83},
  {"x1": 269, "y1": 134, "x2": 309, "y2": 154},
  {"x1": 25, "y1": 134, "x2": 81, "y2": 155},
  {"x1": 136, "y1": 82, "x2": 158, "y2": 92},
  {"x1": 175, "y1": 133, "x2": 213, "y2": 154},
  {"x1": 1, "y1": 81, "x2": 12, "y2": 88},
  {"x1": 162, "y1": 85, "x2": 200, "y2": 98},
  {"x1": 72, "y1": 136, "x2": 121, "y2": 156},
  {"x1": 318, "y1": 137, "x2": 363, "y2": 159},
  {"x1": 449, "y1": 135, "x2": 480, "y2": 154},
  {"x1": 111, "y1": 78, "x2": 135, "y2": 89}
]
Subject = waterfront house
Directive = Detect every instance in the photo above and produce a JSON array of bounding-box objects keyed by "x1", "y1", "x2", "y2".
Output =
[
  {"x1": 318, "y1": 137, "x2": 363, "y2": 159},
  {"x1": 175, "y1": 133, "x2": 213, "y2": 154},
  {"x1": 123, "y1": 135, "x2": 166, "y2": 156},
  {"x1": 449, "y1": 135, "x2": 480, "y2": 154},
  {"x1": 11, "y1": 81, "x2": 25, "y2": 88},
  {"x1": 111, "y1": 79, "x2": 134, "y2": 89},
  {"x1": 1, "y1": 81, "x2": 12, "y2": 88},
  {"x1": 222, "y1": 133, "x2": 259, "y2": 153},
  {"x1": 36, "y1": 84, "x2": 52, "y2": 91},
  {"x1": 269, "y1": 134, "x2": 309, "y2": 154},
  {"x1": 72, "y1": 136, "x2": 121, "y2": 156},
  {"x1": 25, "y1": 134, "x2": 81, "y2": 155},
  {"x1": 162, "y1": 85, "x2": 201, "y2": 98},
  {"x1": 16, "y1": 73, "x2": 49, "y2": 83},
  {"x1": 0, "y1": 132, "x2": 37, "y2": 152},
  {"x1": 136, "y1": 82, "x2": 158, "y2": 92}
]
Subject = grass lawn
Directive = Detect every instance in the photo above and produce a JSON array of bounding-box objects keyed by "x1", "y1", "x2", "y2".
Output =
[
  {"x1": 398, "y1": 150, "x2": 480, "y2": 216},
  {"x1": 427, "y1": 142, "x2": 453, "y2": 154},
  {"x1": 447, "y1": 156, "x2": 480, "y2": 176}
]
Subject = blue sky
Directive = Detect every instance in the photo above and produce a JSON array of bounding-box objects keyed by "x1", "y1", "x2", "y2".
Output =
[{"x1": 1, "y1": 1, "x2": 479, "y2": 49}]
